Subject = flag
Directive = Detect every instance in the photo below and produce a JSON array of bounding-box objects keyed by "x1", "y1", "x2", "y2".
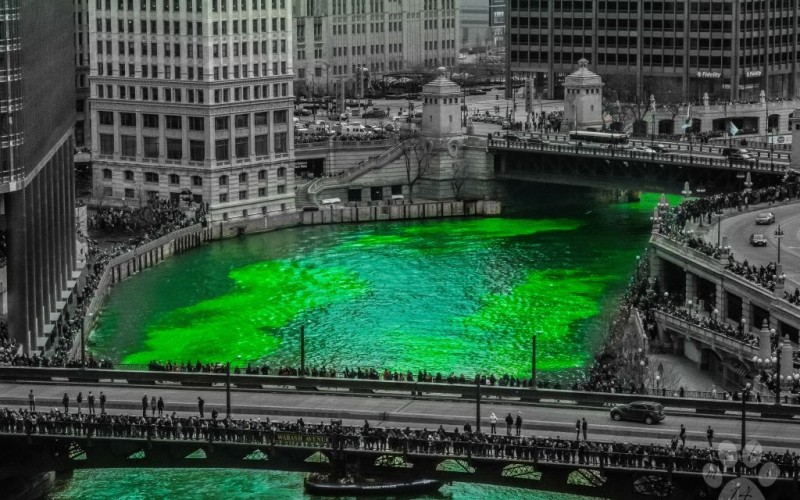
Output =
[
  {"x1": 729, "y1": 121, "x2": 739, "y2": 136},
  {"x1": 681, "y1": 104, "x2": 692, "y2": 131}
]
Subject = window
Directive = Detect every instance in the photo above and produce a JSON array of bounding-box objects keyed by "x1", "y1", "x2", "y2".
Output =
[
  {"x1": 254, "y1": 112, "x2": 268, "y2": 126},
  {"x1": 255, "y1": 134, "x2": 268, "y2": 156},
  {"x1": 125, "y1": 188, "x2": 135, "y2": 198},
  {"x1": 274, "y1": 132, "x2": 287, "y2": 153},
  {"x1": 219, "y1": 193, "x2": 228, "y2": 203},
  {"x1": 235, "y1": 137, "x2": 249, "y2": 157},
  {"x1": 169, "y1": 173, "x2": 180, "y2": 184},
  {"x1": 167, "y1": 138, "x2": 183, "y2": 159},
  {"x1": 124, "y1": 170, "x2": 134, "y2": 181},
  {"x1": 277, "y1": 184, "x2": 286, "y2": 194},
  {"x1": 277, "y1": 167, "x2": 286, "y2": 178},
  {"x1": 192, "y1": 176, "x2": 203, "y2": 186},
  {"x1": 103, "y1": 186, "x2": 113, "y2": 197},
  {"x1": 238, "y1": 190, "x2": 248, "y2": 200},
  {"x1": 143, "y1": 114, "x2": 159, "y2": 128},
  {"x1": 120, "y1": 112, "x2": 136, "y2": 126},
  {"x1": 189, "y1": 116, "x2": 205, "y2": 131},
  {"x1": 102, "y1": 168, "x2": 113, "y2": 179},
  {"x1": 215, "y1": 139, "x2": 230, "y2": 160},
  {"x1": 166, "y1": 115, "x2": 182, "y2": 129},
  {"x1": 99, "y1": 111, "x2": 114, "y2": 125},
  {"x1": 219, "y1": 175, "x2": 228, "y2": 185},
  {"x1": 121, "y1": 135, "x2": 137, "y2": 157},
  {"x1": 144, "y1": 136, "x2": 159, "y2": 158},
  {"x1": 257, "y1": 169, "x2": 267, "y2": 180},
  {"x1": 273, "y1": 110, "x2": 287, "y2": 124},
  {"x1": 99, "y1": 134, "x2": 114, "y2": 154},
  {"x1": 215, "y1": 116, "x2": 229, "y2": 130},
  {"x1": 235, "y1": 114, "x2": 249, "y2": 128},
  {"x1": 258, "y1": 187, "x2": 266, "y2": 196},
  {"x1": 144, "y1": 172, "x2": 159, "y2": 183},
  {"x1": 190, "y1": 140, "x2": 205, "y2": 161},
  {"x1": 238, "y1": 172, "x2": 248, "y2": 183}
]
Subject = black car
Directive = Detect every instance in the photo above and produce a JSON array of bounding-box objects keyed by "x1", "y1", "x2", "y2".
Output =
[
  {"x1": 750, "y1": 233, "x2": 767, "y2": 246},
  {"x1": 501, "y1": 133, "x2": 524, "y2": 142},
  {"x1": 610, "y1": 401, "x2": 666, "y2": 425}
]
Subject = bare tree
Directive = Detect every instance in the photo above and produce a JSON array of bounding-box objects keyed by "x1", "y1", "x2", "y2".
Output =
[
  {"x1": 398, "y1": 135, "x2": 443, "y2": 203},
  {"x1": 450, "y1": 160, "x2": 467, "y2": 201},
  {"x1": 603, "y1": 74, "x2": 650, "y2": 135}
]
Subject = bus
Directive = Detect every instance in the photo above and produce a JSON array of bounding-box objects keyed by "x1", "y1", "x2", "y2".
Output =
[{"x1": 568, "y1": 131, "x2": 630, "y2": 147}]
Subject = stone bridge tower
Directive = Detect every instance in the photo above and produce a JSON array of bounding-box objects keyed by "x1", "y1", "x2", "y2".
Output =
[{"x1": 564, "y1": 59, "x2": 604, "y2": 130}]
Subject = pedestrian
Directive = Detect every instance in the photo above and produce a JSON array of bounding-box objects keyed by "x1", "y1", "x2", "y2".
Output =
[
  {"x1": 679, "y1": 424, "x2": 686, "y2": 447},
  {"x1": 151, "y1": 395, "x2": 157, "y2": 417},
  {"x1": 99, "y1": 391, "x2": 106, "y2": 414},
  {"x1": 505, "y1": 413, "x2": 513, "y2": 436},
  {"x1": 62, "y1": 393, "x2": 69, "y2": 414},
  {"x1": 198, "y1": 396, "x2": 205, "y2": 418},
  {"x1": 707, "y1": 425, "x2": 714, "y2": 448},
  {"x1": 76, "y1": 392, "x2": 83, "y2": 413},
  {"x1": 711, "y1": 385, "x2": 717, "y2": 399},
  {"x1": 515, "y1": 412, "x2": 522, "y2": 437},
  {"x1": 142, "y1": 395, "x2": 148, "y2": 417},
  {"x1": 157, "y1": 397, "x2": 165, "y2": 417},
  {"x1": 489, "y1": 412, "x2": 497, "y2": 434},
  {"x1": 575, "y1": 419, "x2": 581, "y2": 440},
  {"x1": 28, "y1": 390, "x2": 35, "y2": 412},
  {"x1": 582, "y1": 417, "x2": 588, "y2": 441},
  {"x1": 87, "y1": 391, "x2": 95, "y2": 415}
]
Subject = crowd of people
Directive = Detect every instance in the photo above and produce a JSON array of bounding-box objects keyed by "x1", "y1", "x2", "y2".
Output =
[{"x1": 1, "y1": 405, "x2": 798, "y2": 479}]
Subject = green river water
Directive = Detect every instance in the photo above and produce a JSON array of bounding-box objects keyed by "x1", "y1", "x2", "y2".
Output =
[{"x1": 55, "y1": 185, "x2": 676, "y2": 499}]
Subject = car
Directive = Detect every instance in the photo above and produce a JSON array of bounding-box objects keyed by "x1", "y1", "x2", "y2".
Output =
[
  {"x1": 651, "y1": 143, "x2": 671, "y2": 153},
  {"x1": 501, "y1": 133, "x2": 524, "y2": 142},
  {"x1": 610, "y1": 401, "x2": 666, "y2": 425},
  {"x1": 750, "y1": 233, "x2": 768, "y2": 247},
  {"x1": 729, "y1": 152, "x2": 756, "y2": 165},
  {"x1": 630, "y1": 146, "x2": 656, "y2": 153},
  {"x1": 722, "y1": 147, "x2": 749, "y2": 157},
  {"x1": 295, "y1": 108, "x2": 313, "y2": 116},
  {"x1": 755, "y1": 212, "x2": 775, "y2": 225},
  {"x1": 362, "y1": 109, "x2": 387, "y2": 119},
  {"x1": 525, "y1": 136, "x2": 548, "y2": 145}
]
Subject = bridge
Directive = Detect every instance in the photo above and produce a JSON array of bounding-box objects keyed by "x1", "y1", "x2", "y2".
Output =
[
  {"x1": 487, "y1": 137, "x2": 790, "y2": 194},
  {"x1": 1, "y1": 415, "x2": 798, "y2": 499}
]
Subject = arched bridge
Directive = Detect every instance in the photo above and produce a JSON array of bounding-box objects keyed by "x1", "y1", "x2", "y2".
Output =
[
  {"x1": 1, "y1": 429, "x2": 798, "y2": 500},
  {"x1": 488, "y1": 138, "x2": 789, "y2": 194}
]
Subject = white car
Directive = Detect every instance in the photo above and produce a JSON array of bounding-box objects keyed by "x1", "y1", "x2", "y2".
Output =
[{"x1": 629, "y1": 146, "x2": 656, "y2": 153}]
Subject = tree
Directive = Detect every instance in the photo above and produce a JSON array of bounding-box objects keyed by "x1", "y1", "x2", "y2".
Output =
[
  {"x1": 603, "y1": 74, "x2": 651, "y2": 135},
  {"x1": 398, "y1": 135, "x2": 442, "y2": 203},
  {"x1": 450, "y1": 160, "x2": 467, "y2": 201}
]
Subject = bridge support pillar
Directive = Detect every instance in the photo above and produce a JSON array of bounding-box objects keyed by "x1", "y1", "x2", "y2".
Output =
[
  {"x1": 742, "y1": 298, "x2": 752, "y2": 327},
  {"x1": 684, "y1": 271, "x2": 697, "y2": 308},
  {"x1": 714, "y1": 279, "x2": 726, "y2": 320}
]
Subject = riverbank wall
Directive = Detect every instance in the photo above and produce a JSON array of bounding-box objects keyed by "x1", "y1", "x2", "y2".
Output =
[{"x1": 79, "y1": 199, "x2": 501, "y2": 349}]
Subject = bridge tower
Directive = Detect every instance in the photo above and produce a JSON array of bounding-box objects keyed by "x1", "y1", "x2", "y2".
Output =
[
  {"x1": 563, "y1": 59, "x2": 604, "y2": 131},
  {"x1": 420, "y1": 67, "x2": 463, "y2": 138}
]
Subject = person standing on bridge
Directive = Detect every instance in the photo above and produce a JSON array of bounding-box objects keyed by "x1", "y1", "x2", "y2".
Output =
[
  {"x1": 515, "y1": 412, "x2": 522, "y2": 437},
  {"x1": 99, "y1": 392, "x2": 106, "y2": 414},
  {"x1": 62, "y1": 393, "x2": 69, "y2": 414},
  {"x1": 141, "y1": 394, "x2": 148, "y2": 417},
  {"x1": 505, "y1": 413, "x2": 513, "y2": 436},
  {"x1": 198, "y1": 396, "x2": 205, "y2": 418},
  {"x1": 489, "y1": 413, "x2": 498, "y2": 434},
  {"x1": 707, "y1": 426, "x2": 714, "y2": 448},
  {"x1": 150, "y1": 396, "x2": 157, "y2": 417},
  {"x1": 157, "y1": 397, "x2": 164, "y2": 417},
  {"x1": 87, "y1": 391, "x2": 95, "y2": 415},
  {"x1": 575, "y1": 419, "x2": 581, "y2": 441},
  {"x1": 76, "y1": 392, "x2": 83, "y2": 414},
  {"x1": 679, "y1": 424, "x2": 687, "y2": 447},
  {"x1": 28, "y1": 390, "x2": 35, "y2": 412},
  {"x1": 582, "y1": 418, "x2": 588, "y2": 441}
]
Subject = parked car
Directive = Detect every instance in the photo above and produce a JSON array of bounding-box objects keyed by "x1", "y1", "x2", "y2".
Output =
[
  {"x1": 750, "y1": 233, "x2": 768, "y2": 247},
  {"x1": 722, "y1": 147, "x2": 749, "y2": 157},
  {"x1": 651, "y1": 143, "x2": 671, "y2": 153},
  {"x1": 756, "y1": 212, "x2": 775, "y2": 225},
  {"x1": 525, "y1": 136, "x2": 549, "y2": 145},
  {"x1": 610, "y1": 401, "x2": 666, "y2": 425},
  {"x1": 362, "y1": 109, "x2": 387, "y2": 119},
  {"x1": 501, "y1": 133, "x2": 524, "y2": 142},
  {"x1": 630, "y1": 146, "x2": 656, "y2": 153}
]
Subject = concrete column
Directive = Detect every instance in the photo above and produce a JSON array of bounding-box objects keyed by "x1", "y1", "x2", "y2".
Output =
[
  {"x1": 685, "y1": 270, "x2": 696, "y2": 305},
  {"x1": 714, "y1": 281, "x2": 726, "y2": 320},
  {"x1": 780, "y1": 336, "x2": 793, "y2": 380},
  {"x1": 758, "y1": 321, "x2": 771, "y2": 360}
]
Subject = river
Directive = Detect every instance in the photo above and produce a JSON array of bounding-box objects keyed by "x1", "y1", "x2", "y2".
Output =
[{"x1": 59, "y1": 184, "x2": 675, "y2": 499}]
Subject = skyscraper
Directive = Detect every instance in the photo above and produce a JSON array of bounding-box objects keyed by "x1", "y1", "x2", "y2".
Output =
[
  {"x1": 89, "y1": 0, "x2": 296, "y2": 221},
  {"x1": 1, "y1": 0, "x2": 79, "y2": 353}
]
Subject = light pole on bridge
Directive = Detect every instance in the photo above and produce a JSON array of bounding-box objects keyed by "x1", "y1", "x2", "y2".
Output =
[{"x1": 775, "y1": 225, "x2": 784, "y2": 264}]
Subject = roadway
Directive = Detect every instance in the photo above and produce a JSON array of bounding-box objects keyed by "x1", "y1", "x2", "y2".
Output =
[
  {"x1": 4, "y1": 381, "x2": 800, "y2": 452},
  {"x1": 699, "y1": 201, "x2": 800, "y2": 292}
]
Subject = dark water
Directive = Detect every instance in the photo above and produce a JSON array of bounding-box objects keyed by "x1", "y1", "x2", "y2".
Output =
[{"x1": 64, "y1": 184, "x2": 676, "y2": 499}]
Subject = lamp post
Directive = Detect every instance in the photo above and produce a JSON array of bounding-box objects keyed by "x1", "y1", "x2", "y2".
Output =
[
  {"x1": 531, "y1": 333, "x2": 538, "y2": 388},
  {"x1": 226, "y1": 355, "x2": 242, "y2": 418},
  {"x1": 716, "y1": 211, "x2": 724, "y2": 247},
  {"x1": 300, "y1": 325, "x2": 306, "y2": 376},
  {"x1": 741, "y1": 382, "x2": 751, "y2": 455},
  {"x1": 775, "y1": 225, "x2": 785, "y2": 264},
  {"x1": 649, "y1": 94, "x2": 657, "y2": 145}
]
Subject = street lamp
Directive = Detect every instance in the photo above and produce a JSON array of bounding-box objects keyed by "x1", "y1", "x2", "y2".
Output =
[
  {"x1": 716, "y1": 211, "x2": 724, "y2": 248},
  {"x1": 226, "y1": 354, "x2": 242, "y2": 418},
  {"x1": 531, "y1": 333, "x2": 538, "y2": 388},
  {"x1": 775, "y1": 225, "x2": 785, "y2": 264},
  {"x1": 649, "y1": 94, "x2": 657, "y2": 145}
]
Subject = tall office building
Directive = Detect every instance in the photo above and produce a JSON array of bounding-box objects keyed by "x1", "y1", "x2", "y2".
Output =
[
  {"x1": 509, "y1": 1, "x2": 800, "y2": 101},
  {"x1": 293, "y1": 0, "x2": 459, "y2": 97},
  {"x1": 1, "y1": 0, "x2": 79, "y2": 353},
  {"x1": 89, "y1": 0, "x2": 296, "y2": 221},
  {"x1": 75, "y1": 0, "x2": 92, "y2": 148}
]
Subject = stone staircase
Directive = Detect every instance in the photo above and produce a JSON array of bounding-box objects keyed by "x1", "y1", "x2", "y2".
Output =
[{"x1": 297, "y1": 142, "x2": 405, "y2": 206}]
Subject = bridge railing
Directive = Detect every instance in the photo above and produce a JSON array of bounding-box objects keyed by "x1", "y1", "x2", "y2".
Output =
[
  {"x1": 488, "y1": 139, "x2": 787, "y2": 173},
  {"x1": 0, "y1": 366, "x2": 797, "y2": 413}
]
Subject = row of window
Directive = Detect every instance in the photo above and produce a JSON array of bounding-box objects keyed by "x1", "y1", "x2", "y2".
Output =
[
  {"x1": 98, "y1": 132, "x2": 288, "y2": 160},
  {"x1": 101, "y1": 167, "x2": 285, "y2": 184},
  {"x1": 96, "y1": 0, "x2": 285, "y2": 14},
  {"x1": 95, "y1": 60, "x2": 289, "y2": 81},
  {"x1": 94, "y1": 81, "x2": 290, "y2": 103},
  {"x1": 98, "y1": 110, "x2": 286, "y2": 128},
  {"x1": 94, "y1": 16, "x2": 288, "y2": 37}
]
